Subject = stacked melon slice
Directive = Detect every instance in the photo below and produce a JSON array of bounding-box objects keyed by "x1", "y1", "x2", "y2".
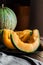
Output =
[{"x1": 0, "y1": 29, "x2": 40, "y2": 53}]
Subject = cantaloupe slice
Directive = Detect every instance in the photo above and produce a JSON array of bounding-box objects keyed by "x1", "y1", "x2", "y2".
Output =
[
  {"x1": 3, "y1": 29, "x2": 15, "y2": 49},
  {"x1": 11, "y1": 29, "x2": 40, "y2": 53}
]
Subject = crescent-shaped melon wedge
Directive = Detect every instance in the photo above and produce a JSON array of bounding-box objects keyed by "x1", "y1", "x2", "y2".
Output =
[
  {"x1": 3, "y1": 29, "x2": 15, "y2": 49},
  {"x1": 11, "y1": 29, "x2": 40, "y2": 53}
]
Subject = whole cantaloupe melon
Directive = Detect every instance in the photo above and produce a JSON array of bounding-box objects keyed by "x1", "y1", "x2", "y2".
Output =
[{"x1": 0, "y1": 4, "x2": 17, "y2": 30}]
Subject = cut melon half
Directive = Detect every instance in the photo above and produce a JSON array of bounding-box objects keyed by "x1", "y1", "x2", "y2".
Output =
[{"x1": 11, "y1": 29, "x2": 40, "y2": 53}]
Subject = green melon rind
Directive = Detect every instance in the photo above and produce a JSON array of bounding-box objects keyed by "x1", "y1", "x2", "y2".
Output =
[
  {"x1": 10, "y1": 30, "x2": 40, "y2": 53},
  {"x1": 5, "y1": 7, "x2": 17, "y2": 30}
]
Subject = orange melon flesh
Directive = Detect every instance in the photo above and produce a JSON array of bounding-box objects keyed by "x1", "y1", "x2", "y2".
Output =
[
  {"x1": 11, "y1": 29, "x2": 40, "y2": 52},
  {"x1": 3, "y1": 29, "x2": 15, "y2": 49},
  {"x1": 16, "y1": 30, "x2": 32, "y2": 39}
]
